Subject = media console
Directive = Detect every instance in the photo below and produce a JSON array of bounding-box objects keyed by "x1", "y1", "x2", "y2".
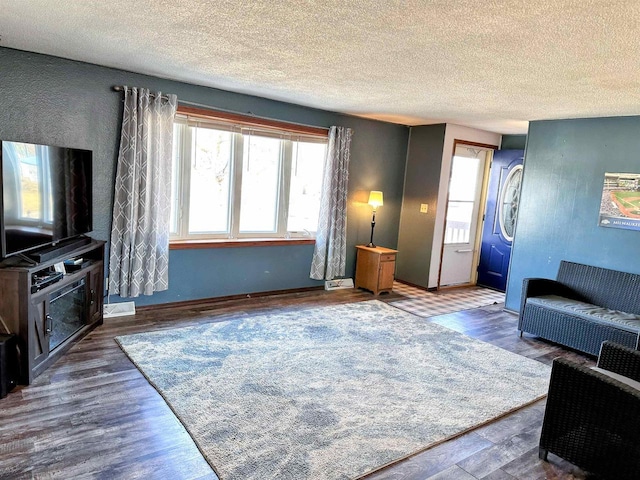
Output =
[{"x1": 0, "y1": 240, "x2": 105, "y2": 384}]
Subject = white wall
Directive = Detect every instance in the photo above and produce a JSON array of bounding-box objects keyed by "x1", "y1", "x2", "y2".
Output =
[{"x1": 428, "y1": 124, "x2": 501, "y2": 288}]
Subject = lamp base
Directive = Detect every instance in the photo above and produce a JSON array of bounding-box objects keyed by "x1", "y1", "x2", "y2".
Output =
[{"x1": 368, "y1": 213, "x2": 377, "y2": 249}]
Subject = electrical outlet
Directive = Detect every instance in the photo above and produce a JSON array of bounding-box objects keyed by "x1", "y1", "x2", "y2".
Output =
[
  {"x1": 325, "y1": 278, "x2": 354, "y2": 290},
  {"x1": 420, "y1": 203, "x2": 428, "y2": 213}
]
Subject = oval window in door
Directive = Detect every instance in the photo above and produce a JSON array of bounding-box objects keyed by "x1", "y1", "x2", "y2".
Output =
[{"x1": 499, "y1": 165, "x2": 523, "y2": 242}]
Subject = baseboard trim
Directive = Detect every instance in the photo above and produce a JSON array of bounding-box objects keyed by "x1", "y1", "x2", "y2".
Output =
[{"x1": 136, "y1": 286, "x2": 325, "y2": 312}]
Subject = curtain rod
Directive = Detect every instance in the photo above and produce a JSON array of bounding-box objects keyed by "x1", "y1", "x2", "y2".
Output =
[
  {"x1": 112, "y1": 85, "x2": 172, "y2": 101},
  {"x1": 112, "y1": 86, "x2": 331, "y2": 134}
]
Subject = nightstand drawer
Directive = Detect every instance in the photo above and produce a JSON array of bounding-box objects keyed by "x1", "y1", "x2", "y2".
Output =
[{"x1": 380, "y1": 254, "x2": 396, "y2": 262}]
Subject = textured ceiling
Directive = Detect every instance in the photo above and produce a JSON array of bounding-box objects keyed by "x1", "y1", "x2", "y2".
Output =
[{"x1": 2, "y1": 1, "x2": 640, "y2": 134}]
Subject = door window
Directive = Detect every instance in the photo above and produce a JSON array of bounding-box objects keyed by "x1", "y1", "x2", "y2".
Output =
[
  {"x1": 499, "y1": 165, "x2": 523, "y2": 241},
  {"x1": 444, "y1": 156, "x2": 482, "y2": 244}
]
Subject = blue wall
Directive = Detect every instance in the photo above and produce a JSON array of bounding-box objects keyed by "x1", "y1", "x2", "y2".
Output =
[
  {"x1": 505, "y1": 116, "x2": 640, "y2": 311},
  {"x1": 132, "y1": 245, "x2": 318, "y2": 306},
  {"x1": 0, "y1": 47, "x2": 409, "y2": 306}
]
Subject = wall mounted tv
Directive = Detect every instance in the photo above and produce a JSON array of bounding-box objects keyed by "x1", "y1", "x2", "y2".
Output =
[{"x1": 0, "y1": 140, "x2": 93, "y2": 259}]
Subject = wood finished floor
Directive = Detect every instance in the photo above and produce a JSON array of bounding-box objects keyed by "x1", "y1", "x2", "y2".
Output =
[{"x1": 0, "y1": 287, "x2": 598, "y2": 480}]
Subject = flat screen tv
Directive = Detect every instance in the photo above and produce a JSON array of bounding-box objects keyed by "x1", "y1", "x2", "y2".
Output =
[{"x1": 0, "y1": 140, "x2": 92, "y2": 259}]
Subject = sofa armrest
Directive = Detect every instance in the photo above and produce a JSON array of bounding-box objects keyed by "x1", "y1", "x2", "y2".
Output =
[
  {"x1": 541, "y1": 357, "x2": 640, "y2": 478},
  {"x1": 520, "y1": 278, "x2": 576, "y2": 316},
  {"x1": 597, "y1": 341, "x2": 640, "y2": 382},
  {"x1": 544, "y1": 358, "x2": 640, "y2": 434}
]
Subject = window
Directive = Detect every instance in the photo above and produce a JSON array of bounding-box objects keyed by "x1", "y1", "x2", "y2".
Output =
[
  {"x1": 170, "y1": 109, "x2": 328, "y2": 241},
  {"x1": 444, "y1": 155, "x2": 482, "y2": 244}
]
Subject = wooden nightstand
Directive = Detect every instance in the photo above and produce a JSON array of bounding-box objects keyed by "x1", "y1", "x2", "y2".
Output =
[{"x1": 355, "y1": 245, "x2": 397, "y2": 295}]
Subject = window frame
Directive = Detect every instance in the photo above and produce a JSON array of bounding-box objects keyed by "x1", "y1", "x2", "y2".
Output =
[{"x1": 170, "y1": 106, "x2": 328, "y2": 243}]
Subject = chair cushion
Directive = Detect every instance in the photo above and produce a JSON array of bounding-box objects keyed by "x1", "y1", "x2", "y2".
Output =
[
  {"x1": 527, "y1": 295, "x2": 640, "y2": 333},
  {"x1": 592, "y1": 366, "x2": 640, "y2": 392}
]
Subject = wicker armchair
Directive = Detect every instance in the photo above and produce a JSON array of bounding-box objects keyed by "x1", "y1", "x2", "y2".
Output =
[{"x1": 539, "y1": 341, "x2": 640, "y2": 479}]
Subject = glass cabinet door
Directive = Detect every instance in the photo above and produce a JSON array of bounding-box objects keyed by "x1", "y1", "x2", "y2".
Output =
[{"x1": 48, "y1": 278, "x2": 87, "y2": 351}]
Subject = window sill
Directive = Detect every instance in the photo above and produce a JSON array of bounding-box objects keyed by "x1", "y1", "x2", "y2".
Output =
[{"x1": 170, "y1": 238, "x2": 316, "y2": 250}]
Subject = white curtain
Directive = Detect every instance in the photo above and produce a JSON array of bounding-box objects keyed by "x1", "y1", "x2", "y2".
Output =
[
  {"x1": 310, "y1": 126, "x2": 353, "y2": 280},
  {"x1": 108, "y1": 87, "x2": 177, "y2": 298}
]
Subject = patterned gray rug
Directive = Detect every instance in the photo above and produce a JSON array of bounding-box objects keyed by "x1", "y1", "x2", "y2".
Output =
[{"x1": 115, "y1": 300, "x2": 549, "y2": 480}]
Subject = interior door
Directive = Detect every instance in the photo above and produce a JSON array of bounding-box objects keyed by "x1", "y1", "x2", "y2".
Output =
[
  {"x1": 439, "y1": 146, "x2": 488, "y2": 287},
  {"x1": 476, "y1": 150, "x2": 524, "y2": 291}
]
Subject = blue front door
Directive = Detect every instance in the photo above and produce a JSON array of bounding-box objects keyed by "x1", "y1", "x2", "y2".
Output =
[{"x1": 477, "y1": 150, "x2": 524, "y2": 291}]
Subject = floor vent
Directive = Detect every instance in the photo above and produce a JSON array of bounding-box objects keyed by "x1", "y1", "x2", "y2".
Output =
[
  {"x1": 103, "y1": 301, "x2": 136, "y2": 318},
  {"x1": 325, "y1": 278, "x2": 354, "y2": 290}
]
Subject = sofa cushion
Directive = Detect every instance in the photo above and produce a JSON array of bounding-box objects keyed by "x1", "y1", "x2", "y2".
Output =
[{"x1": 527, "y1": 295, "x2": 640, "y2": 333}]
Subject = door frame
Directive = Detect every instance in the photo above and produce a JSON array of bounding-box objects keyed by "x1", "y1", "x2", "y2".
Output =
[{"x1": 437, "y1": 139, "x2": 498, "y2": 289}]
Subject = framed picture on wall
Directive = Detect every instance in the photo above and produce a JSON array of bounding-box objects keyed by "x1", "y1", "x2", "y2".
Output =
[{"x1": 599, "y1": 172, "x2": 640, "y2": 231}]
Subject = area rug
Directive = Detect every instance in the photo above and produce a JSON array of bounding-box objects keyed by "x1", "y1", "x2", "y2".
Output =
[
  {"x1": 115, "y1": 300, "x2": 549, "y2": 480},
  {"x1": 391, "y1": 282, "x2": 505, "y2": 317}
]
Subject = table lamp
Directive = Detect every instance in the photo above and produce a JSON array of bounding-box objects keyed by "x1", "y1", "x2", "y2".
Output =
[{"x1": 367, "y1": 190, "x2": 383, "y2": 247}]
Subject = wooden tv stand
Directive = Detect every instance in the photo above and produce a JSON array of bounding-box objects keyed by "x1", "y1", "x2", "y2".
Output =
[{"x1": 0, "y1": 240, "x2": 105, "y2": 384}]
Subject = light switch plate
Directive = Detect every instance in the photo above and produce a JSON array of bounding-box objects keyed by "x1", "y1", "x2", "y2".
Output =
[{"x1": 420, "y1": 203, "x2": 428, "y2": 213}]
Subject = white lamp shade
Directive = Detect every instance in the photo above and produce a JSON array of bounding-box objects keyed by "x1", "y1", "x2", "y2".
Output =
[{"x1": 368, "y1": 191, "x2": 384, "y2": 209}]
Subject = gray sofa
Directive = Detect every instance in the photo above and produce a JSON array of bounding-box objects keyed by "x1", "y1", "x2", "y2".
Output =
[{"x1": 519, "y1": 261, "x2": 640, "y2": 356}]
